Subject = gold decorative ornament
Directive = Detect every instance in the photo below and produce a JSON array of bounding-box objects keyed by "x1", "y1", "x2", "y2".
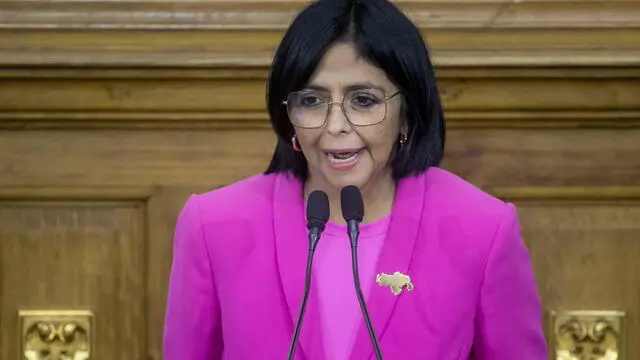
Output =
[
  {"x1": 376, "y1": 271, "x2": 414, "y2": 296},
  {"x1": 550, "y1": 310, "x2": 625, "y2": 360},
  {"x1": 20, "y1": 310, "x2": 93, "y2": 360}
]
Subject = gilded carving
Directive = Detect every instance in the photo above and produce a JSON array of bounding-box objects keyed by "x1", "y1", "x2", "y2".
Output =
[
  {"x1": 20, "y1": 310, "x2": 93, "y2": 360},
  {"x1": 551, "y1": 310, "x2": 624, "y2": 360}
]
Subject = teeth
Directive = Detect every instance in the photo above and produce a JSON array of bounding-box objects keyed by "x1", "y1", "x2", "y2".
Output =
[
  {"x1": 327, "y1": 151, "x2": 359, "y2": 164},
  {"x1": 334, "y1": 152, "x2": 355, "y2": 159}
]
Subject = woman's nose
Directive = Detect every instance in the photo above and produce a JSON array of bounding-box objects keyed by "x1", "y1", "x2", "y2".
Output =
[{"x1": 325, "y1": 101, "x2": 352, "y2": 134}]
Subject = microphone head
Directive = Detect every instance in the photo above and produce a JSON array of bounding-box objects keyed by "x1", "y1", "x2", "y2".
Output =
[
  {"x1": 340, "y1": 185, "x2": 364, "y2": 223},
  {"x1": 306, "y1": 190, "x2": 330, "y2": 231}
]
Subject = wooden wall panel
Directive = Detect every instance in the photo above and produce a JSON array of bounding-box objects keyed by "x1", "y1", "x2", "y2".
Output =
[
  {"x1": 0, "y1": 0, "x2": 639, "y2": 359},
  {"x1": 512, "y1": 197, "x2": 640, "y2": 359},
  {"x1": 1, "y1": 68, "x2": 639, "y2": 129},
  {"x1": 0, "y1": 130, "x2": 277, "y2": 187},
  {"x1": 0, "y1": 200, "x2": 146, "y2": 359},
  {"x1": 443, "y1": 128, "x2": 640, "y2": 188},
  {"x1": 1, "y1": 128, "x2": 638, "y2": 188},
  {"x1": 0, "y1": 1, "x2": 638, "y2": 67}
]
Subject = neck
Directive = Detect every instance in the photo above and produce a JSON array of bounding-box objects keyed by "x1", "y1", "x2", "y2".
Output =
[{"x1": 304, "y1": 171, "x2": 396, "y2": 225}]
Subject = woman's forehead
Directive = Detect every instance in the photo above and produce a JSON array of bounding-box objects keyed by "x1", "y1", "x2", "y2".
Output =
[{"x1": 306, "y1": 42, "x2": 393, "y2": 90}]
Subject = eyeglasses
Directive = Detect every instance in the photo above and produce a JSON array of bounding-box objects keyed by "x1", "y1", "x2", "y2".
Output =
[{"x1": 282, "y1": 88, "x2": 401, "y2": 129}]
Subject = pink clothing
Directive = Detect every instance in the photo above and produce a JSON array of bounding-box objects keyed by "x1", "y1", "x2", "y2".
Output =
[
  {"x1": 163, "y1": 167, "x2": 548, "y2": 359},
  {"x1": 314, "y1": 217, "x2": 389, "y2": 360}
]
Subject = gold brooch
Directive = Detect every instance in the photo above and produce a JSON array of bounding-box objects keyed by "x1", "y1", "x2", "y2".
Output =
[{"x1": 376, "y1": 271, "x2": 414, "y2": 296}]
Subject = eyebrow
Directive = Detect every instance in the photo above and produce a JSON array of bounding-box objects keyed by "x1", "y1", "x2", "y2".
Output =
[{"x1": 305, "y1": 82, "x2": 385, "y2": 93}]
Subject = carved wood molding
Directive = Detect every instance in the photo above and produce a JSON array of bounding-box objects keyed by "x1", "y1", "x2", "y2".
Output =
[
  {"x1": 2, "y1": 110, "x2": 639, "y2": 130},
  {"x1": 1, "y1": 66, "x2": 637, "y2": 129},
  {"x1": 0, "y1": 186, "x2": 155, "y2": 201},
  {"x1": 490, "y1": 186, "x2": 640, "y2": 202},
  {"x1": 3, "y1": 185, "x2": 640, "y2": 202},
  {"x1": 0, "y1": 1, "x2": 638, "y2": 128},
  {"x1": 549, "y1": 310, "x2": 626, "y2": 360},
  {"x1": 20, "y1": 310, "x2": 94, "y2": 360},
  {"x1": 0, "y1": 0, "x2": 638, "y2": 67},
  {"x1": 0, "y1": 0, "x2": 637, "y2": 30}
]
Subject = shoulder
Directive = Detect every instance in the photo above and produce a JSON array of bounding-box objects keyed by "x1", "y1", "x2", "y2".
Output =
[
  {"x1": 419, "y1": 167, "x2": 519, "y2": 256},
  {"x1": 197, "y1": 172, "x2": 277, "y2": 205},
  {"x1": 184, "y1": 173, "x2": 279, "y2": 223},
  {"x1": 423, "y1": 167, "x2": 510, "y2": 221}
]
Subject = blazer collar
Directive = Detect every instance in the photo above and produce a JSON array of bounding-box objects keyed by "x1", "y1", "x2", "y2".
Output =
[
  {"x1": 348, "y1": 173, "x2": 425, "y2": 359},
  {"x1": 273, "y1": 171, "x2": 426, "y2": 360}
]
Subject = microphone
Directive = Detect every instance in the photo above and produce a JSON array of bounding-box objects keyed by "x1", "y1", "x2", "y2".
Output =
[
  {"x1": 341, "y1": 185, "x2": 383, "y2": 360},
  {"x1": 286, "y1": 190, "x2": 330, "y2": 360}
]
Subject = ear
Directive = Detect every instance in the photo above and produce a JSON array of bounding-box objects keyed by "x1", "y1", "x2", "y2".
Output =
[{"x1": 400, "y1": 118, "x2": 409, "y2": 136}]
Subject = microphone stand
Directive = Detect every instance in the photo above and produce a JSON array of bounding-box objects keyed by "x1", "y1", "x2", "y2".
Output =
[
  {"x1": 286, "y1": 226, "x2": 321, "y2": 360},
  {"x1": 348, "y1": 220, "x2": 384, "y2": 360}
]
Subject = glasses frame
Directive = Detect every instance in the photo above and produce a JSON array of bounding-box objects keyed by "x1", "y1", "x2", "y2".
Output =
[{"x1": 282, "y1": 88, "x2": 402, "y2": 129}]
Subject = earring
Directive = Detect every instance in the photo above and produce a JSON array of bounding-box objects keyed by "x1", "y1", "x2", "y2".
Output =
[
  {"x1": 292, "y1": 134, "x2": 302, "y2": 152},
  {"x1": 399, "y1": 133, "x2": 408, "y2": 146}
]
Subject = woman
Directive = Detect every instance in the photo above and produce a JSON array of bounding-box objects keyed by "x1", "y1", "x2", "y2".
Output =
[{"x1": 163, "y1": 0, "x2": 548, "y2": 359}]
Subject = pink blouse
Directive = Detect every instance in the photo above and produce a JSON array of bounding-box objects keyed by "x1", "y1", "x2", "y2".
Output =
[{"x1": 313, "y1": 216, "x2": 390, "y2": 359}]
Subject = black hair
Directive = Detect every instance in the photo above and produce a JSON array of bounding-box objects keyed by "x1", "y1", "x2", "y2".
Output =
[{"x1": 264, "y1": 0, "x2": 445, "y2": 181}]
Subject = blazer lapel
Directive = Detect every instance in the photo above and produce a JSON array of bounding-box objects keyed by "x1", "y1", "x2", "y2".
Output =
[
  {"x1": 349, "y1": 173, "x2": 426, "y2": 360},
  {"x1": 273, "y1": 173, "x2": 325, "y2": 360}
]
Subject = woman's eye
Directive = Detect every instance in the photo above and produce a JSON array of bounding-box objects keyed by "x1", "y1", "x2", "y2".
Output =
[
  {"x1": 352, "y1": 94, "x2": 379, "y2": 107},
  {"x1": 300, "y1": 96, "x2": 323, "y2": 106}
]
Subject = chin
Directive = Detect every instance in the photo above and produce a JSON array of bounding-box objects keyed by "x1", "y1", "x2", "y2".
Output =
[
  {"x1": 325, "y1": 170, "x2": 372, "y2": 191},
  {"x1": 311, "y1": 155, "x2": 377, "y2": 192}
]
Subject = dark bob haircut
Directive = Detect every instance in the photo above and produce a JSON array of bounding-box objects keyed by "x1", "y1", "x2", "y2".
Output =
[{"x1": 264, "y1": 0, "x2": 445, "y2": 181}]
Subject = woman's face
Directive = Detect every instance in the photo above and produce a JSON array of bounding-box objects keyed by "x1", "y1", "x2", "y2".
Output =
[{"x1": 292, "y1": 42, "x2": 406, "y2": 193}]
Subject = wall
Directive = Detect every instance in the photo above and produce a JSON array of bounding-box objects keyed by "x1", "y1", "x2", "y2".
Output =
[{"x1": 0, "y1": 1, "x2": 639, "y2": 359}]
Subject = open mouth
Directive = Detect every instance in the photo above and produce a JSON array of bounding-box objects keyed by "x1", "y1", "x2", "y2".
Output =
[{"x1": 324, "y1": 149, "x2": 363, "y2": 165}]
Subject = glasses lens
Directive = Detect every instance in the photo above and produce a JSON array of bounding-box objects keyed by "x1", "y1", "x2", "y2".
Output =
[
  {"x1": 286, "y1": 88, "x2": 390, "y2": 127},
  {"x1": 343, "y1": 88, "x2": 387, "y2": 126},
  {"x1": 286, "y1": 91, "x2": 328, "y2": 128}
]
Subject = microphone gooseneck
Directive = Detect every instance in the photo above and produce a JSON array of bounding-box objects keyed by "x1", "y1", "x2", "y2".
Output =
[
  {"x1": 286, "y1": 190, "x2": 330, "y2": 360},
  {"x1": 340, "y1": 185, "x2": 383, "y2": 360}
]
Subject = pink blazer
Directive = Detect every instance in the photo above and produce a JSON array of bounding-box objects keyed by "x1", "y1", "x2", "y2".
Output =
[{"x1": 163, "y1": 167, "x2": 548, "y2": 359}]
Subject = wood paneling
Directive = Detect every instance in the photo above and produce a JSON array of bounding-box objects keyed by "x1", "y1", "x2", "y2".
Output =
[
  {"x1": 0, "y1": 186, "x2": 204, "y2": 360},
  {"x1": 0, "y1": 128, "x2": 638, "y2": 188},
  {"x1": 0, "y1": 0, "x2": 639, "y2": 359},
  {"x1": 0, "y1": 0, "x2": 638, "y2": 67},
  {"x1": 1, "y1": 67, "x2": 639, "y2": 130},
  {"x1": 444, "y1": 129, "x2": 640, "y2": 187},
  {"x1": 0, "y1": 198, "x2": 146, "y2": 359},
  {"x1": 517, "y1": 199, "x2": 640, "y2": 358},
  {"x1": 0, "y1": 130, "x2": 276, "y2": 187},
  {"x1": 2, "y1": 72, "x2": 640, "y2": 112}
]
